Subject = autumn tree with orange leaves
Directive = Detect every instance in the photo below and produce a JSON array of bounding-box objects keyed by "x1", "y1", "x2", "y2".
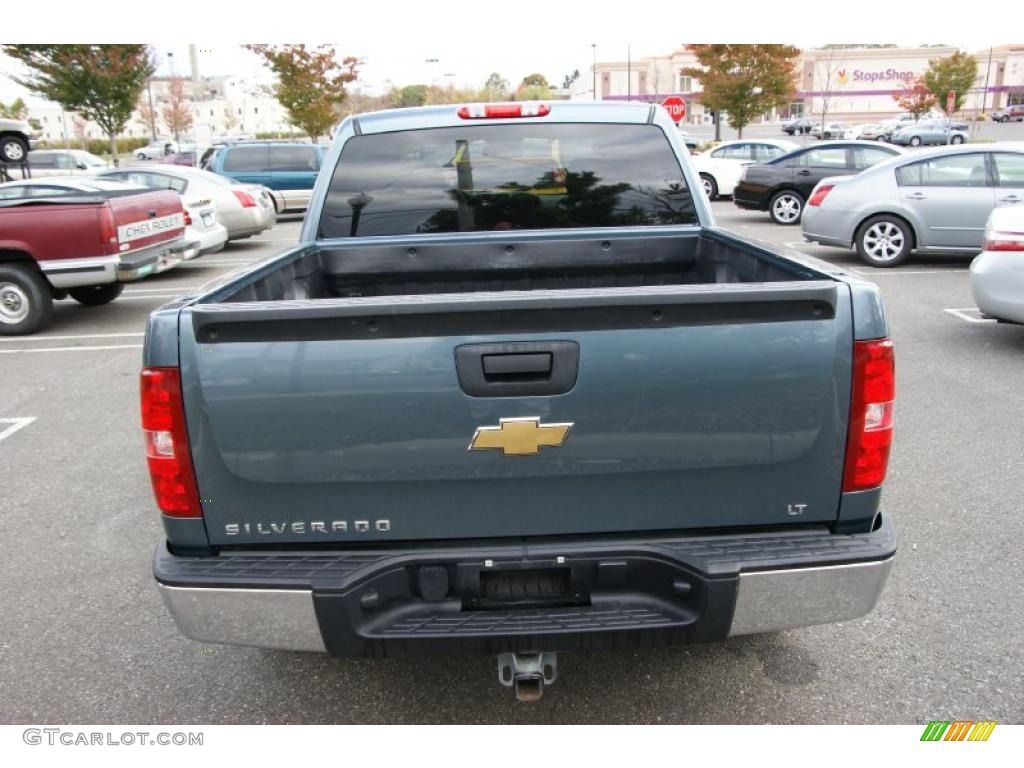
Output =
[
  {"x1": 893, "y1": 77, "x2": 937, "y2": 119},
  {"x1": 162, "y1": 77, "x2": 193, "y2": 145}
]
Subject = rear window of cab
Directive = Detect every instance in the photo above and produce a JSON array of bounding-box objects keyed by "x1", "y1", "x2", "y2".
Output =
[{"x1": 317, "y1": 123, "x2": 698, "y2": 238}]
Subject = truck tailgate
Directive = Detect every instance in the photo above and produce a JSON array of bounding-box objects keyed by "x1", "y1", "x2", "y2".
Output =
[
  {"x1": 109, "y1": 190, "x2": 184, "y2": 251},
  {"x1": 179, "y1": 281, "x2": 853, "y2": 545}
]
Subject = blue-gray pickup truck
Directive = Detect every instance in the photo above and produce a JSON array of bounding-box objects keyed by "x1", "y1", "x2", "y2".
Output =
[{"x1": 143, "y1": 101, "x2": 896, "y2": 701}]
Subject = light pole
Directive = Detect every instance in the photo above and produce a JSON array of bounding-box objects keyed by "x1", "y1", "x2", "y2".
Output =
[
  {"x1": 166, "y1": 52, "x2": 178, "y2": 151},
  {"x1": 425, "y1": 58, "x2": 439, "y2": 103},
  {"x1": 592, "y1": 44, "x2": 597, "y2": 100},
  {"x1": 146, "y1": 79, "x2": 157, "y2": 141}
]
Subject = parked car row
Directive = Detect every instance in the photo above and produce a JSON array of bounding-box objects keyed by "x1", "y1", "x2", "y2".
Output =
[{"x1": 0, "y1": 155, "x2": 280, "y2": 334}]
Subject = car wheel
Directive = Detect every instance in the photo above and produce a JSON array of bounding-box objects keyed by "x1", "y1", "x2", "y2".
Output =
[
  {"x1": 909, "y1": 136, "x2": 922, "y2": 147},
  {"x1": 769, "y1": 191, "x2": 804, "y2": 225},
  {"x1": 68, "y1": 282, "x2": 124, "y2": 306},
  {"x1": 0, "y1": 265, "x2": 53, "y2": 335},
  {"x1": 136, "y1": 152, "x2": 147, "y2": 160},
  {"x1": 823, "y1": 132, "x2": 832, "y2": 140},
  {"x1": 1, "y1": 135, "x2": 29, "y2": 164},
  {"x1": 950, "y1": 135, "x2": 964, "y2": 145},
  {"x1": 699, "y1": 173, "x2": 719, "y2": 200},
  {"x1": 856, "y1": 216, "x2": 913, "y2": 267}
]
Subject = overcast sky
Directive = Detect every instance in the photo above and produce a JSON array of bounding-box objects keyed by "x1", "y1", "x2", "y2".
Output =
[{"x1": 0, "y1": 2, "x2": 1011, "y2": 105}]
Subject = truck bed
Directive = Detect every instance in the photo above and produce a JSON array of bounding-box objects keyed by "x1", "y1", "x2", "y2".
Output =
[{"x1": 210, "y1": 229, "x2": 820, "y2": 305}]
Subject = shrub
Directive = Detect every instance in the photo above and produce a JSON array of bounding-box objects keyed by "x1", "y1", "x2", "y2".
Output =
[{"x1": 33, "y1": 137, "x2": 149, "y2": 155}]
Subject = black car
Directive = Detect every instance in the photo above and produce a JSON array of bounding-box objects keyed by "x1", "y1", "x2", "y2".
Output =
[
  {"x1": 782, "y1": 118, "x2": 813, "y2": 135},
  {"x1": 732, "y1": 141, "x2": 902, "y2": 225}
]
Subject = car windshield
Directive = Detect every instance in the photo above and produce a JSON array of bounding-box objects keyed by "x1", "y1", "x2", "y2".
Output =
[{"x1": 319, "y1": 122, "x2": 699, "y2": 238}]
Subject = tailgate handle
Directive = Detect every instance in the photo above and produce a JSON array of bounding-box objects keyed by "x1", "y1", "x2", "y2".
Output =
[
  {"x1": 456, "y1": 342, "x2": 579, "y2": 398},
  {"x1": 482, "y1": 353, "x2": 552, "y2": 379}
]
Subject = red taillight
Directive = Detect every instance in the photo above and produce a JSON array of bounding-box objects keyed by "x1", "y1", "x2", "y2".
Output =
[
  {"x1": 233, "y1": 190, "x2": 256, "y2": 208},
  {"x1": 842, "y1": 339, "x2": 895, "y2": 492},
  {"x1": 140, "y1": 367, "x2": 201, "y2": 518},
  {"x1": 99, "y1": 207, "x2": 117, "y2": 246},
  {"x1": 983, "y1": 230, "x2": 1024, "y2": 251},
  {"x1": 808, "y1": 184, "x2": 834, "y2": 207},
  {"x1": 183, "y1": 209, "x2": 193, "y2": 226},
  {"x1": 457, "y1": 103, "x2": 551, "y2": 119}
]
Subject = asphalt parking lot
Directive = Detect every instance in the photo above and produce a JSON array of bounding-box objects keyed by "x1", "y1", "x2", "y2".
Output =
[{"x1": 1, "y1": 203, "x2": 1022, "y2": 725}]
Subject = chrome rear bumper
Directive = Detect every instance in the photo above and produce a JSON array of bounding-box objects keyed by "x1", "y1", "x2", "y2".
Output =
[{"x1": 155, "y1": 516, "x2": 896, "y2": 655}]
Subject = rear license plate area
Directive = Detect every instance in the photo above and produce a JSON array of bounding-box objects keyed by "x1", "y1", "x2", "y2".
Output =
[{"x1": 468, "y1": 567, "x2": 586, "y2": 610}]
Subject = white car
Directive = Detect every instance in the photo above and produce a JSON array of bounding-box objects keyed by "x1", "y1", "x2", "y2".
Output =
[
  {"x1": 690, "y1": 139, "x2": 798, "y2": 199},
  {"x1": 970, "y1": 205, "x2": 1024, "y2": 324},
  {"x1": 135, "y1": 140, "x2": 179, "y2": 160},
  {"x1": 0, "y1": 175, "x2": 226, "y2": 257},
  {"x1": 5, "y1": 149, "x2": 109, "y2": 179},
  {"x1": 97, "y1": 165, "x2": 276, "y2": 241}
]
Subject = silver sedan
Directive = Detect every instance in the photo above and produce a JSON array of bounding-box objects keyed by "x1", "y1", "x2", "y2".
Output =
[
  {"x1": 95, "y1": 165, "x2": 276, "y2": 241},
  {"x1": 801, "y1": 143, "x2": 1024, "y2": 267},
  {"x1": 970, "y1": 206, "x2": 1024, "y2": 324}
]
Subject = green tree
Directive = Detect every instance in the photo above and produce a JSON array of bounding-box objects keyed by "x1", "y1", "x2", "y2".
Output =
[
  {"x1": 2, "y1": 45, "x2": 155, "y2": 161},
  {"x1": 516, "y1": 73, "x2": 552, "y2": 101},
  {"x1": 562, "y1": 69, "x2": 580, "y2": 89},
  {"x1": 482, "y1": 73, "x2": 510, "y2": 100},
  {"x1": 0, "y1": 97, "x2": 29, "y2": 119},
  {"x1": 923, "y1": 51, "x2": 978, "y2": 114},
  {"x1": 246, "y1": 44, "x2": 360, "y2": 142},
  {"x1": 394, "y1": 84, "x2": 429, "y2": 107},
  {"x1": 683, "y1": 45, "x2": 800, "y2": 139}
]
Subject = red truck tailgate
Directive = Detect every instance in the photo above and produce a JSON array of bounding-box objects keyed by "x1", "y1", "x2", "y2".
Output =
[{"x1": 109, "y1": 190, "x2": 185, "y2": 251}]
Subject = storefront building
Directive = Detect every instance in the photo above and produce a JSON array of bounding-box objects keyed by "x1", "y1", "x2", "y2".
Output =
[{"x1": 586, "y1": 44, "x2": 1024, "y2": 123}]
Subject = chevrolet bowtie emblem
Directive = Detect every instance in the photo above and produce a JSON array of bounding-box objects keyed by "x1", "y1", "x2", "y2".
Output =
[{"x1": 468, "y1": 417, "x2": 573, "y2": 456}]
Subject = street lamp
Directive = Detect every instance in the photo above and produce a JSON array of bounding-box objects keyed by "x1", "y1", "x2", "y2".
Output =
[
  {"x1": 166, "y1": 52, "x2": 178, "y2": 152},
  {"x1": 592, "y1": 44, "x2": 597, "y2": 100}
]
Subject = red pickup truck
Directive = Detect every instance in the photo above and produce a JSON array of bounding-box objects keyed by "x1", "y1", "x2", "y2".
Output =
[{"x1": 0, "y1": 178, "x2": 187, "y2": 334}]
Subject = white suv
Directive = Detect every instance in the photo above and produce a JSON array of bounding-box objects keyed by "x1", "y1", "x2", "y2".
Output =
[{"x1": 0, "y1": 118, "x2": 34, "y2": 164}]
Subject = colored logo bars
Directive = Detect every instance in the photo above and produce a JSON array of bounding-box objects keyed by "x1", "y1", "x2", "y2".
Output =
[{"x1": 920, "y1": 721, "x2": 997, "y2": 742}]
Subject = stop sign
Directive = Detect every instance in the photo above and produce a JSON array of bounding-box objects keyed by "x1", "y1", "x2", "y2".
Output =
[{"x1": 661, "y1": 96, "x2": 687, "y2": 123}]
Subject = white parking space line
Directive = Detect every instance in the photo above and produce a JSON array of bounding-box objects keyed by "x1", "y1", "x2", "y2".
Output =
[
  {"x1": 0, "y1": 332, "x2": 144, "y2": 343},
  {"x1": 108, "y1": 294, "x2": 189, "y2": 301},
  {"x1": 943, "y1": 308, "x2": 996, "y2": 324},
  {"x1": 177, "y1": 260, "x2": 256, "y2": 267},
  {"x1": 0, "y1": 417, "x2": 36, "y2": 443},
  {"x1": 0, "y1": 344, "x2": 144, "y2": 354},
  {"x1": 123, "y1": 287, "x2": 198, "y2": 293},
  {"x1": 853, "y1": 268, "x2": 966, "y2": 276}
]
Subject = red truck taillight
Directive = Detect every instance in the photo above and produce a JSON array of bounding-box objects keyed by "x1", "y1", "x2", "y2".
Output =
[
  {"x1": 842, "y1": 339, "x2": 895, "y2": 492},
  {"x1": 99, "y1": 207, "x2": 118, "y2": 247},
  {"x1": 140, "y1": 367, "x2": 201, "y2": 517}
]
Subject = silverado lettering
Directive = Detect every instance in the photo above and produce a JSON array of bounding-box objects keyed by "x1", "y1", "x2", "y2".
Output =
[{"x1": 224, "y1": 520, "x2": 392, "y2": 535}]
